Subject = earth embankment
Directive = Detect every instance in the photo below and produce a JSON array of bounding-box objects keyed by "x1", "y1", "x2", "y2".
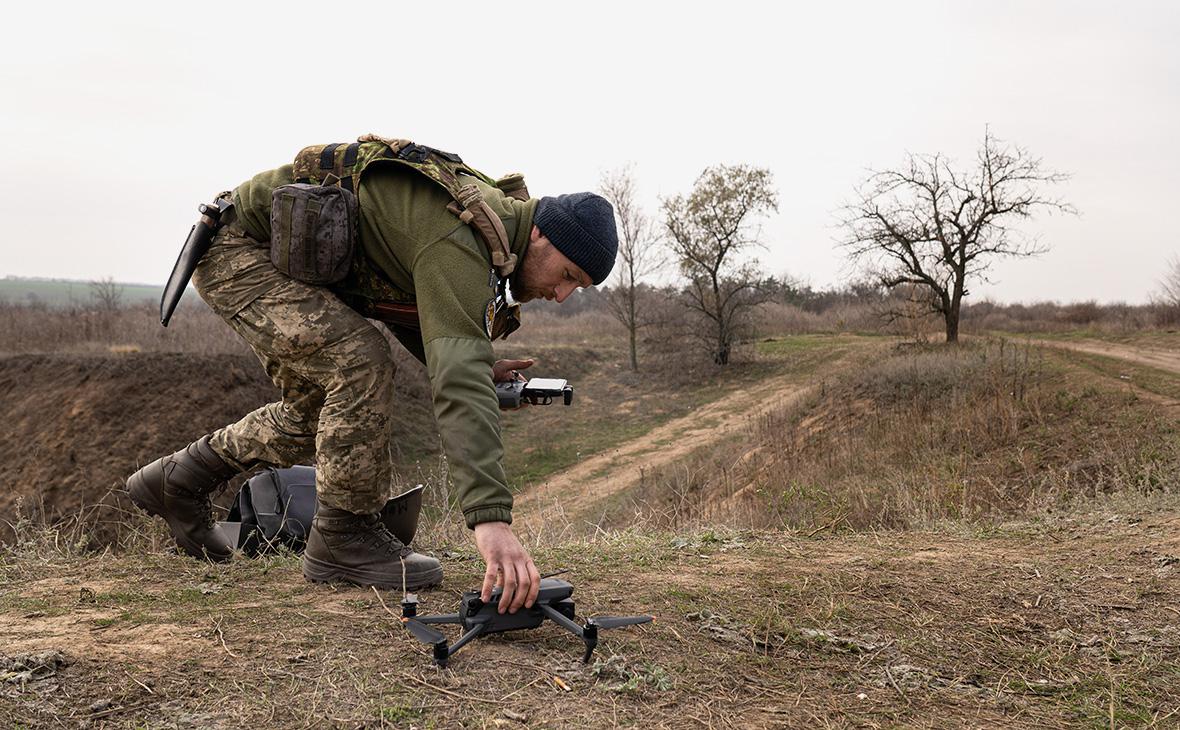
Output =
[
  {"x1": 0, "y1": 353, "x2": 280, "y2": 538},
  {"x1": 0, "y1": 351, "x2": 441, "y2": 543}
]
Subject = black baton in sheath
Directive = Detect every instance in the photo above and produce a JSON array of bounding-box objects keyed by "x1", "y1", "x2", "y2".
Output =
[{"x1": 159, "y1": 198, "x2": 234, "y2": 326}]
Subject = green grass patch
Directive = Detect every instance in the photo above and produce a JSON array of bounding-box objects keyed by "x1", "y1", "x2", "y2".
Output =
[{"x1": 756, "y1": 334, "x2": 869, "y2": 355}]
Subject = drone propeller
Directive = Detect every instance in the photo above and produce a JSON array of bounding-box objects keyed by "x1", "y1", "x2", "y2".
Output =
[
  {"x1": 577, "y1": 614, "x2": 654, "y2": 663},
  {"x1": 588, "y1": 615, "x2": 654, "y2": 630},
  {"x1": 402, "y1": 618, "x2": 451, "y2": 666},
  {"x1": 402, "y1": 617, "x2": 446, "y2": 645}
]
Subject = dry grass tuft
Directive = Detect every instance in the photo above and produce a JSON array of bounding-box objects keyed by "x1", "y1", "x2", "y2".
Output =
[{"x1": 623, "y1": 339, "x2": 1180, "y2": 532}]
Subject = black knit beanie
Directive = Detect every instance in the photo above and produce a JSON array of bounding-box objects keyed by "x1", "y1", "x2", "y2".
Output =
[{"x1": 534, "y1": 192, "x2": 619, "y2": 285}]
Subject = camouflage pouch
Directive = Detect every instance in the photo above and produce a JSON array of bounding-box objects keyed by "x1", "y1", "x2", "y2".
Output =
[{"x1": 269, "y1": 183, "x2": 358, "y2": 285}]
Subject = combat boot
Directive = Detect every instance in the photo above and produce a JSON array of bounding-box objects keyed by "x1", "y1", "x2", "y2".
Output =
[
  {"x1": 127, "y1": 436, "x2": 237, "y2": 562},
  {"x1": 303, "y1": 506, "x2": 443, "y2": 590}
]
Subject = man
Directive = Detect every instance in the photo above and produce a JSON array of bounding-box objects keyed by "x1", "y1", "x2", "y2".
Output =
[{"x1": 127, "y1": 137, "x2": 618, "y2": 615}]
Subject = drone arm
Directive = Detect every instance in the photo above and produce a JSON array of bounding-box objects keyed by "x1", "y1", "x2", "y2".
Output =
[
  {"x1": 538, "y1": 603, "x2": 584, "y2": 638},
  {"x1": 538, "y1": 603, "x2": 599, "y2": 663},
  {"x1": 446, "y1": 621, "x2": 488, "y2": 658}
]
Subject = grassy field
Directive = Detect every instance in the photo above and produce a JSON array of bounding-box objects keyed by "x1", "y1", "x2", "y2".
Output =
[
  {"x1": 3, "y1": 299, "x2": 1180, "y2": 727},
  {"x1": 499, "y1": 334, "x2": 869, "y2": 490},
  {"x1": 2, "y1": 490, "x2": 1178, "y2": 727}
]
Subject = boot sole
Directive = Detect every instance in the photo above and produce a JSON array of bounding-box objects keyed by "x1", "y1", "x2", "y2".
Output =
[
  {"x1": 128, "y1": 466, "x2": 233, "y2": 563},
  {"x1": 302, "y1": 553, "x2": 443, "y2": 591}
]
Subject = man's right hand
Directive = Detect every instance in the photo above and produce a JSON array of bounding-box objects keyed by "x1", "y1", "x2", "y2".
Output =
[{"x1": 473, "y1": 521, "x2": 540, "y2": 614}]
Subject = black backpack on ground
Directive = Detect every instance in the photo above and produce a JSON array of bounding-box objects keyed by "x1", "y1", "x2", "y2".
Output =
[{"x1": 219, "y1": 465, "x2": 424, "y2": 556}]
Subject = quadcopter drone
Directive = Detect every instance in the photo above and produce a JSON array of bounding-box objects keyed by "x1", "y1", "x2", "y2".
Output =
[{"x1": 398, "y1": 577, "x2": 653, "y2": 667}]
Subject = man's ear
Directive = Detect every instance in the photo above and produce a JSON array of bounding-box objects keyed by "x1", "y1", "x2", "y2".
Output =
[{"x1": 529, "y1": 225, "x2": 543, "y2": 243}]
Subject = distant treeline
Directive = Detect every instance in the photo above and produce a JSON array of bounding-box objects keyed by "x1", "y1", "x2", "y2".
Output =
[
  {"x1": 529, "y1": 277, "x2": 1180, "y2": 333},
  {"x1": 2, "y1": 275, "x2": 1175, "y2": 362},
  {"x1": 0, "y1": 277, "x2": 163, "y2": 308}
]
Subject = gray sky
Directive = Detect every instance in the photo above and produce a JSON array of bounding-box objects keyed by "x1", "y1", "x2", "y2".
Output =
[{"x1": 2, "y1": 0, "x2": 1176, "y2": 303}]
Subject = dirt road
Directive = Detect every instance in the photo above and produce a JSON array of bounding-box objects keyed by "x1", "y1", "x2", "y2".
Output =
[
  {"x1": 1029, "y1": 337, "x2": 1180, "y2": 374},
  {"x1": 515, "y1": 372, "x2": 814, "y2": 528}
]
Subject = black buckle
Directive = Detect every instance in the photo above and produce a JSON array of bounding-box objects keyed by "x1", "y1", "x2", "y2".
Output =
[{"x1": 397, "y1": 144, "x2": 430, "y2": 164}]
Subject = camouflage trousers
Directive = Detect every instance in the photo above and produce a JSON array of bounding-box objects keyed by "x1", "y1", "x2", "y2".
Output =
[{"x1": 192, "y1": 216, "x2": 395, "y2": 514}]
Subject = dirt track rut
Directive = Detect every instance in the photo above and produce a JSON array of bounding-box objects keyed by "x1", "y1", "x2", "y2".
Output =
[
  {"x1": 515, "y1": 372, "x2": 814, "y2": 528},
  {"x1": 1031, "y1": 337, "x2": 1180, "y2": 374}
]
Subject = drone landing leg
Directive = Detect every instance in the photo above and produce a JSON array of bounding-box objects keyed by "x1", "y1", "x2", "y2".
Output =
[
  {"x1": 538, "y1": 603, "x2": 599, "y2": 663},
  {"x1": 580, "y1": 625, "x2": 599, "y2": 664}
]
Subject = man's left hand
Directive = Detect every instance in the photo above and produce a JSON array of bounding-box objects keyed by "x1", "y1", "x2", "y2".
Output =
[{"x1": 493, "y1": 358, "x2": 535, "y2": 384}]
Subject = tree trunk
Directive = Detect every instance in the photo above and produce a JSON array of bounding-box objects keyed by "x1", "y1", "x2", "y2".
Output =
[
  {"x1": 626, "y1": 288, "x2": 638, "y2": 371},
  {"x1": 715, "y1": 344, "x2": 730, "y2": 365},
  {"x1": 944, "y1": 303, "x2": 961, "y2": 342},
  {"x1": 944, "y1": 282, "x2": 964, "y2": 343}
]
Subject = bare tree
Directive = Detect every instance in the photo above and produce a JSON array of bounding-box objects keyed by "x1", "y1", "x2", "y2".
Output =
[
  {"x1": 839, "y1": 130, "x2": 1074, "y2": 342},
  {"x1": 89, "y1": 276, "x2": 124, "y2": 312},
  {"x1": 599, "y1": 165, "x2": 662, "y2": 371},
  {"x1": 663, "y1": 165, "x2": 778, "y2": 364},
  {"x1": 1157, "y1": 256, "x2": 1180, "y2": 307}
]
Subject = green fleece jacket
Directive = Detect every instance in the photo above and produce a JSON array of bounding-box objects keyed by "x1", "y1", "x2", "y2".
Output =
[{"x1": 234, "y1": 162, "x2": 535, "y2": 528}]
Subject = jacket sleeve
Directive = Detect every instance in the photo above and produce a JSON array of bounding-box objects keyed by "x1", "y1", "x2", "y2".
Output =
[{"x1": 412, "y1": 230, "x2": 513, "y2": 528}]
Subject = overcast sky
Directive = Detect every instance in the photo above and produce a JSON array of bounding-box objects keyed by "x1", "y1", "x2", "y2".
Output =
[{"x1": 2, "y1": 0, "x2": 1176, "y2": 303}]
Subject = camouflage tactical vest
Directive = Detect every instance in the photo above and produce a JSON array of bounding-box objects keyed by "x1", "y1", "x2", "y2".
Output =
[
  {"x1": 296, "y1": 135, "x2": 527, "y2": 340},
  {"x1": 294, "y1": 135, "x2": 527, "y2": 276}
]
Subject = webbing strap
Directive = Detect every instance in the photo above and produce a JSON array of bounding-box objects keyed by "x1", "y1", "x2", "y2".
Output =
[
  {"x1": 319, "y1": 143, "x2": 341, "y2": 170},
  {"x1": 446, "y1": 200, "x2": 517, "y2": 276}
]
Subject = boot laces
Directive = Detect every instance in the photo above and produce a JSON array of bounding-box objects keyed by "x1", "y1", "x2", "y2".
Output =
[
  {"x1": 166, "y1": 480, "x2": 218, "y2": 530},
  {"x1": 358, "y1": 514, "x2": 413, "y2": 558},
  {"x1": 197, "y1": 493, "x2": 216, "y2": 530}
]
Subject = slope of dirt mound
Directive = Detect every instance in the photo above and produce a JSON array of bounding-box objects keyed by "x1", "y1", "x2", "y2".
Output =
[
  {"x1": 0, "y1": 353, "x2": 280, "y2": 529},
  {"x1": 0, "y1": 352, "x2": 436, "y2": 542}
]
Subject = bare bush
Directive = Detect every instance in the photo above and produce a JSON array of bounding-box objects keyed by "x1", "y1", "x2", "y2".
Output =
[
  {"x1": 1154, "y1": 256, "x2": 1180, "y2": 326},
  {"x1": 961, "y1": 299, "x2": 1173, "y2": 333},
  {"x1": 0, "y1": 299, "x2": 249, "y2": 355},
  {"x1": 88, "y1": 277, "x2": 124, "y2": 312}
]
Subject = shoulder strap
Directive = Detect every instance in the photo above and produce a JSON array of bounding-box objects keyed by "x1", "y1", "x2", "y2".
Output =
[{"x1": 292, "y1": 136, "x2": 520, "y2": 278}]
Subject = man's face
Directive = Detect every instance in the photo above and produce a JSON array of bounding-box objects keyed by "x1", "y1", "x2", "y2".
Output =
[{"x1": 511, "y1": 226, "x2": 593, "y2": 304}]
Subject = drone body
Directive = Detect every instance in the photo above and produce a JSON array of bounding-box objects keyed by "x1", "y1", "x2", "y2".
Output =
[{"x1": 400, "y1": 578, "x2": 652, "y2": 667}]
